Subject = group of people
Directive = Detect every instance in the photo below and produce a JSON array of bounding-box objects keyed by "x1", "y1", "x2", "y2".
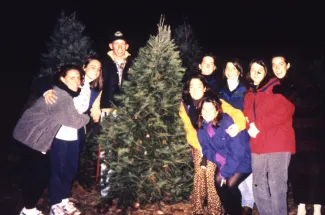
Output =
[
  {"x1": 14, "y1": 31, "x2": 132, "y2": 215},
  {"x1": 179, "y1": 54, "x2": 323, "y2": 215},
  {"x1": 13, "y1": 28, "x2": 323, "y2": 215}
]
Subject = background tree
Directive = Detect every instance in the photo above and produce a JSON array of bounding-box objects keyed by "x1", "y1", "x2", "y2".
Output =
[
  {"x1": 23, "y1": 11, "x2": 97, "y2": 109},
  {"x1": 38, "y1": 11, "x2": 97, "y2": 77},
  {"x1": 173, "y1": 21, "x2": 203, "y2": 82}
]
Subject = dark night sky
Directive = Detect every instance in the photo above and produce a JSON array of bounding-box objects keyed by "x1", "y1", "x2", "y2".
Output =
[
  {"x1": 3, "y1": 0, "x2": 325, "y2": 143},
  {"x1": 6, "y1": 0, "x2": 325, "y2": 72}
]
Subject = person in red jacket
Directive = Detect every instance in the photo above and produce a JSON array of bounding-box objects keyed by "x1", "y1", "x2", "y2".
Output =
[
  {"x1": 272, "y1": 55, "x2": 324, "y2": 215},
  {"x1": 244, "y1": 59, "x2": 295, "y2": 215}
]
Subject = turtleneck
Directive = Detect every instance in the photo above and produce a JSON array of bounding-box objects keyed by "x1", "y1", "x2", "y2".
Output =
[
  {"x1": 203, "y1": 72, "x2": 215, "y2": 81},
  {"x1": 193, "y1": 99, "x2": 200, "y2": 108},
  {"x1": 227, "y1": 79, "x2": 239, "y2": 92},
  {"x1": 56, "y1": 79, "x2": 80, "y2": 98}
]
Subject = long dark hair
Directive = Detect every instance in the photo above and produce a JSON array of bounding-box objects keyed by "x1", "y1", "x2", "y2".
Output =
[
  {"x1": 83, "y1": 57, "x2": 103, "y2": 91},
  {"x1": 246, "y1": 58, "x2": 271, "y2": 89},
  {"x1": 196, "y1": 92, "x2": 223, "y2": 128},
  {"x1": 222, "y1": 58, "x2": 244, "y2": 80},
  {"x1": 181, "y1": 73, "x2": 209, "y2": 105}
]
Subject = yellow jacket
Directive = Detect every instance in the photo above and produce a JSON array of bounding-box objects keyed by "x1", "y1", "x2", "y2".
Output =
[{"x1": 179, "y1": 99, "x2": 246, "y2": 150}]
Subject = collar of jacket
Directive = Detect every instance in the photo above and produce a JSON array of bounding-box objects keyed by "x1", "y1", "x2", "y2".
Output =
[
  {"x1": 55, "y1": 79, "x2": 80, "y2": 97},
  {"x1": 107, "y1": 50, "x2": 131, "y2": 62}
]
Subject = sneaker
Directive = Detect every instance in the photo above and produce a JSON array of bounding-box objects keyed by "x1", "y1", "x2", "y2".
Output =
[
  {"x1": 63, "y1": 201, "x2": 81, "y2": 215},
  {"x1": 50, "y1": 205, "x2": 65, "y2": 215},
  {"x1": 19, "y1": 207, "x2": 44, "y2": 215}
]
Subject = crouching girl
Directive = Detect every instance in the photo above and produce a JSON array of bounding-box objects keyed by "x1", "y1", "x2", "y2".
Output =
[{"x1": 197, "y1": 95, "x2": 251, "y2": 215}]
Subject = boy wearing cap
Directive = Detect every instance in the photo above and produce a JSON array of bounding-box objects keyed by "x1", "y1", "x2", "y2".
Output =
[
  {"x1": 100, "y1": 31, "x2": 133, "y2": 114},
  {"x1": 97, "y1": 31, "x2": 132, "y2": 198}
]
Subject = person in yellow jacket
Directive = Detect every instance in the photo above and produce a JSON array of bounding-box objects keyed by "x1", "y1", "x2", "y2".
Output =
[{"x1": 179, "y1": 73, "x2": 246, "y2": 215}]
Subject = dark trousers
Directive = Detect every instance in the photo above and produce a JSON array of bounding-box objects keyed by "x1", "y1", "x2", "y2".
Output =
[
  {"x1": 290, "y1": 152, "x2": 325, "y2": 205},
  {"x1": 49, "y1": 138, "x2": 79, "y2": 205},
  {"x1": 20, "y1": 143, "x2": 50, "y2": 209},
  {"x1": 215, "y1": 168, "x2": 249, "y2": 215},
  {"x1": 78, "y1": 127, "x2": 86, "y2": 152}
]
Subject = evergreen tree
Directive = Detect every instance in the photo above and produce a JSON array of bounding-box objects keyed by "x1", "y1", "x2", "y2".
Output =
[
  {"x1": 173, "y1": 22, "x2": 203, "y2": 82},
  {"x1": 38, "y1": 11, "x2": 97, "y2": 78},
  {"x1": 23, "y1": 11, "x2": 96, "y2": 110},
  {"x1": 98, "y1": 17, "x2": 193, "y2": 209}
]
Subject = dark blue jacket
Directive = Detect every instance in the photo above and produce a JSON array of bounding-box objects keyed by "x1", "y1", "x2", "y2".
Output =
[
  {"x1": 203, "y1": 71, "x2": 221, "y2": 94},
  {"x1": 100, "y1": 55, "x2": 132, "y2": 109},
  {"x1": 197, "y1": 114, "x2": 251, "y2": 179},
  {"x1": 219, "y1": 81, "x2": 246, "y2": 111}
]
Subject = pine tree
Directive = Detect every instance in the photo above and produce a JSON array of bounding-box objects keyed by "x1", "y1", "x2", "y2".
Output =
[
  {"x1": 173, "y1": 22, "x2": 203, "y2": 82},
  {"x1": 38, "y1": 11, "x2": 97, "y2": 78},
  {"x1": 23, "y1": 11, "x2": 97, "y2": 110},
  {"x1": 98, "y1": 16, "x2": 193, "y2": 209}
]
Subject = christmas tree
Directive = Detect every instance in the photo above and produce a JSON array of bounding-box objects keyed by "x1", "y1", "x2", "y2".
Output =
[
  {"x1": 98, "y1": 16, "x2": 193, "y2": 209},
  {"x1": 173, "y1": 22, "x2": 203, "y2": 82}
]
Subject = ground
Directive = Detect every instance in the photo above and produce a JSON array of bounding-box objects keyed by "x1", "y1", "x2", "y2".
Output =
[{"x1": 1, "y1": 148, "x2": 324, "y2": 215}]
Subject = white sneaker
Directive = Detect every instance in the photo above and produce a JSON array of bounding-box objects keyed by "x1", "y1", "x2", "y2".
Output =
[
  {"x1": 297, "y1": 204, "x2": 306, "y2": 215},
  {"x1": 50, "y1": 204, "x2": 65, "y2": 215},
  {"x1": 19, "y1": 207, "x2": 44, "y2": 215},
  {"x1": 313, "y1": 204, "x2": 322, "y2": 215}
]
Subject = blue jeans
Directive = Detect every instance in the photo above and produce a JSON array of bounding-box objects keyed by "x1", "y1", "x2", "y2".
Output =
[
  {"x1": 252, "y1": 152, "x2": 291, "y2": 215},
  {"x1": 238, "y1": 173, "x2": 255, "y2": 208}
]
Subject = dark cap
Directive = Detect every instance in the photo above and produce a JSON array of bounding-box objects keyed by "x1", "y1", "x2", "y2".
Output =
[{"x1": 110, "y1": 31, "x2": 127, "y2": 43}]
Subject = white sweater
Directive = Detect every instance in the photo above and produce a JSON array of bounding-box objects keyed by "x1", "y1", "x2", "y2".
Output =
[{"x1": 227, "y1": 79, "x2": 239, "y2": 92}]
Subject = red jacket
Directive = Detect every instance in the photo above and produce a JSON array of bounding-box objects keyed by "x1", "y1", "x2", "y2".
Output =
[{"x1": 244, "y1": 78, "x2": 296, "y2": 154}]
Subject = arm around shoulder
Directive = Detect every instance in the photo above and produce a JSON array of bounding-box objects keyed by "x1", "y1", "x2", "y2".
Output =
[
  {"x1": 49, "y1": 91, "x2": 90, "y2": 129},
  {"x1": 220, "y1": 99, "x2": 246, "y2": 131}
]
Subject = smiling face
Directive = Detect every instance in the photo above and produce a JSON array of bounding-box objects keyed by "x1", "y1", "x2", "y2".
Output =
[
  {"x1": 201, "y1": 102, "x2": 218, "y2": 122},
  {"x1": 272, "y1": 56, "x2": 290, "y2": 79},
  {"x1": 84, "y1": 59, "x2": 101, "y2": 82},
  {"x1": 199, "y1": 56, "x2": 216, "y2": 75},
  {"x1": 250, "y1": 63, "x2": 266, "y2": 86},
  {"x1": 225, "y1": 62, "x2": 240, "y2": 81},
  {"x1": 109, "y1": 39, "x2": 129, "y2": 59},
  {"x1": 60, "y1": 69, "x2": 81, "y2": 92},
  {"x1": 189, "y1": 78, "x2": 206, "y2": 100}
]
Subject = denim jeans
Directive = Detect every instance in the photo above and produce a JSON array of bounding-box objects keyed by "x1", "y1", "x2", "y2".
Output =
[
  {"x1": 238, "y1": 173, "x2": 255, "y2": 208},
  {"x1": 252, "y1": 152, "x2": 291, "y2": 215}
]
